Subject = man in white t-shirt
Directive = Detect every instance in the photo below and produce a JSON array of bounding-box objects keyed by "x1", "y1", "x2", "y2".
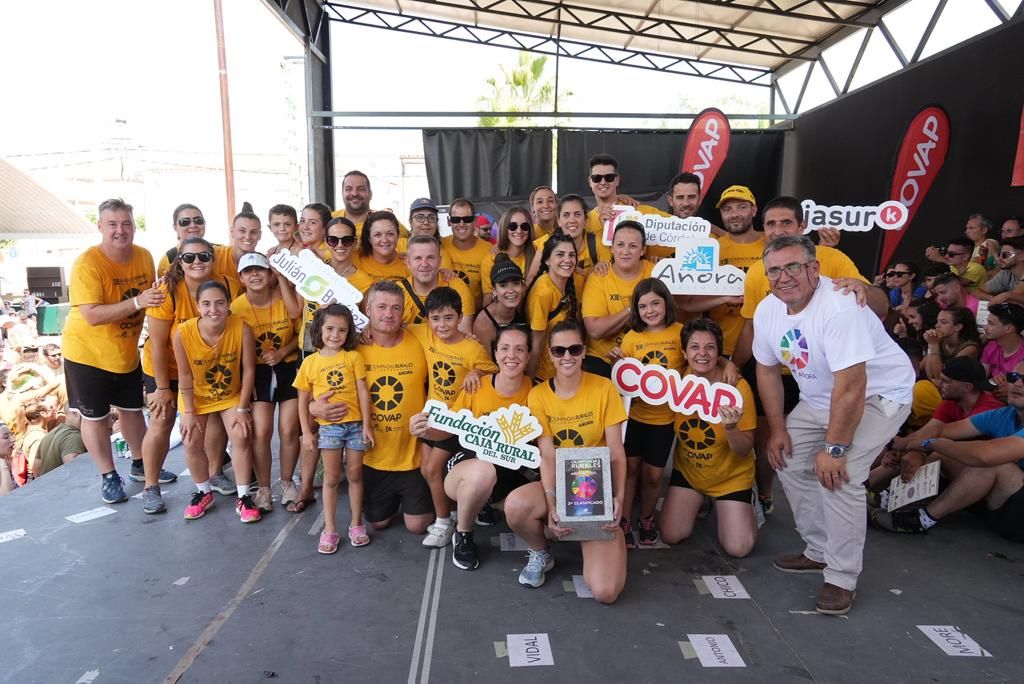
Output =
[{"x1": 753, "y1": 235, "x2": 914, "y2": 616}]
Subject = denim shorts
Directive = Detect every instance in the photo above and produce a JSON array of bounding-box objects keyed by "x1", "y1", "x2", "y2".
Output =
[{"x1": 318, "y1": 421, "x2": 369, "y2": 451}]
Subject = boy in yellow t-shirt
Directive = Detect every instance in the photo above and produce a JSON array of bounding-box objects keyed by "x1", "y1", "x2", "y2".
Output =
[{"x1": 410, "y1": 286, "x2": 498, "y2": 547}]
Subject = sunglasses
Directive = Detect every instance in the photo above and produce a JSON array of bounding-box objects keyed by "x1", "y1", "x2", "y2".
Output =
[
  {"x1": 999, "y1": 251, "x2": 1017, "y2": 259},
  {"x1": 449, "y1": 215, "x2": 476, "y2": 224},
  {"x1": 550, "y1": 343, "x2": 585, "y2": 358},
  {"x1": 945, "y1": 250, "x2": 969, "y2": 258},
  {"x1": 1005, "y1": 372, "x2": 1024, "y2": 385},
  {"x1": 590, "y1": 173, "x2": 618, "y2": 183},
  {"x1": 177, "y1": 217, "x2": 206, "y2": 227},
  {"x1": 885, "y1": 270, "x2": 912, "y2": 278},
  {"x1": 45, "y1": 353, "x2": 62, "y2": 359},
  {"x1": 179, "y1": 251, "x2": 214, "y2": 264},
  {"x1": 325, "y1": 234, "x2": 357, "y2": 247},
  {"x1": 507, "y1": 222, "x2": 531, "y2": 232}
]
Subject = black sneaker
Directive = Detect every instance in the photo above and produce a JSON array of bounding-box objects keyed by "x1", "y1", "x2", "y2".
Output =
[
  {"x1": 129, "y1": 461, "x2": 178, "y2": 484},
  {"x1": 637, "y1": 515, "x2": 658, "y2": 545},
  {"x1": 475, "y1": 503, "x2": 498, "y2": 527},
  {"x1": 452, "y1": 531, "x2": 479, "y2": 570},
  {"x1": 871, "y1": 508, "x2": 926, "y2": 534}
]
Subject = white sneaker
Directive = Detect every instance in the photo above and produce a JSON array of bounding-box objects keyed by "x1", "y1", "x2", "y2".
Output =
[{"x1": 422, "y1": 518, "x2": 454, "y2": 547}]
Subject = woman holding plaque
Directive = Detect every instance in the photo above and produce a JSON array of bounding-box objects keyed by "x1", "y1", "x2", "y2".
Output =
[
  {"x1": 504, "y1": 320, "x2": 627, "y2": 604},
  {"x1": 409, "y1": 324, "x2": 535, "y2": 571},
  {"x1": 659, "y1": 319, "x2": 757, "y2": 557}
]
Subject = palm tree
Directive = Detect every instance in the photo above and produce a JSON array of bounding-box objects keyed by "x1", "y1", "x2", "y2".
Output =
[{"x1": 477, "y1": 52, "x2": 569, "y2": 127}]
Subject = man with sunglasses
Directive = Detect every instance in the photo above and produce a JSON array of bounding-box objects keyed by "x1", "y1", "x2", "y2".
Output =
[
  {"x1": 872, "y1": 361, "x2": 1024, "y2": 543},
  {"x1": 978, "y1": 237, "x2": 1024, "y2": 304},
  {"x1": 941, "y1": 236, "x2": 987, "y2": 288},
  {"x1": 62, "y1": 198, "x2": 165, "y2": 504},
  {"x1": 330, "y1": 170, "x2": 408, "y2": 238},
  {"x1": 441, "y1": 198, "x2": 491, "y2": 310},
  {"x1": 585, "y1": 153, "x2": 669, "y2": 241},
  {"x1": 754, "y1": 234, "x2": 914, "y2": 615}
]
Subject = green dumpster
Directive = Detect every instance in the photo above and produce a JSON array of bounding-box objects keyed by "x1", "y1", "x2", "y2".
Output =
[{"x1": 37, "y1": 303, "x2": 71, "y2": 335}]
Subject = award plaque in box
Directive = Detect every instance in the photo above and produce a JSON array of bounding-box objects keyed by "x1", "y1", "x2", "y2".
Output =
[{"x1": 555, "y1": 447, "x2": 615, "y2": 541}]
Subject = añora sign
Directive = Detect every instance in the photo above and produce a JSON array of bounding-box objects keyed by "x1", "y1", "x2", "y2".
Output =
[
  {"x1": 423, "y1": 399, "x2": 541, "y2": 470},
  {"x1": 650, "y1": 238, "x2": 745, "y2": 296},
  {"x1": 612, "y1": 358, "x2": 742, "y2": 423},
  {"x1": 270, "y1": 248, "x2": 369, "y2": 330}
]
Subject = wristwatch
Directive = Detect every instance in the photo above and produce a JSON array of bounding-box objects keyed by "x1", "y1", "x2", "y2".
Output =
[
  {"x1": 920, "y1": 438, "x2": 936, "y2": 453},
  {"x1": 824, "y1": 442, "x2": 848, "y2": 458}
]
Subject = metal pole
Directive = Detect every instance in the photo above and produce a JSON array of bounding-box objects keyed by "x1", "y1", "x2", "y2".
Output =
[{"x1": 214, "y1": 0, "x2": 236, "y2": 220}]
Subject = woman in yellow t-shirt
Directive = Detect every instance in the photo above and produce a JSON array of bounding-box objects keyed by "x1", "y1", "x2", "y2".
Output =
[
  {"x1": 660, "y1": 319, "x2": 757, "y2": 558},
  {"x1": 504, "y1": 320, "x2": 628, "y2": 603},
  {"x1": 526, "y1": 234, "x2": 584, "y2": 381},
  {"x1": 527, "y1": 194, "x2": 611, "y2": 282},
  {"x1": 140, "y1": 238, "x2": 236, "y2": 511},
  {"x1": 298, "y1": 203, "x2": 332, "y2": 263},
  {"x1": 581, "y1": 220, "x2": 653, "y2": 377},
  {"x1": 172, "y1": 280, "x2": 258, "y2": 524},
  {"x1": 409, "y1": 325, "x2": 535, "y2": 569},
  {"x1": 232, "y1": 252, "x2": 303, "y2": 513},
  {"x1": 355, "y1": 211, "x2": 412, "y2": 283},
  {"x1": 530, "y1": 185, "x2": 557, "y2": 239},
  {"x1": 613, "y1": 278, "x2": 684, "y2": 547},
  {"x1": 481, "y1": 207, "x2": 535, "y2": 296},
  {"x1": 473, "y1": 255, "x2": 528, "y2": 354}
]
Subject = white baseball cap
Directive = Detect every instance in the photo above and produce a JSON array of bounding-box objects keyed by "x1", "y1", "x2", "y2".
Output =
[{"x1": 237, "y1": 252, "x2": 270, "y2": 273}]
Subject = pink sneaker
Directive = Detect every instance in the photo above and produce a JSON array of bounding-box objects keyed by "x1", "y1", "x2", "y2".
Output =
[
  {"x1": 184, "y1": 491, "x2": 215, "y2": 520},
  {"x1": 236, "y1": 494, "x2": 262, "y2": 524}
]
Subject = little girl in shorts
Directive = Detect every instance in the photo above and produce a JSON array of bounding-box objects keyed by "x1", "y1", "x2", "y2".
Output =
[{"x1": 293, "y1": 304, "x2": 375, "y2": 554}]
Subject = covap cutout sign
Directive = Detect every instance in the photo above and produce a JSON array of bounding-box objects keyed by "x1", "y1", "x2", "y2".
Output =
[
  {"x1": 270, "y1": 248, "x2": 369, "y2": 331},
  {"x1": 602, "y1": 206, "x2": 712, "y2": 247},
  {"x1": 611, "y1": 358, "x2": 742, "y2": 424},
  {"x1": 801, "y1": 199, "x2": 909, "y2": 233},
  {"x1": 650, "y1": 238, "x2": 745, "y2": 296},
  {"x1": 423, "y1": 399, "x2": 541, "y2": 470}
]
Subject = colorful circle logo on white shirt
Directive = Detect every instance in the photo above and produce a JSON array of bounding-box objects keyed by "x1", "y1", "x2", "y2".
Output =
[{"x1": 780, "y1": 329, "x2": 809, "y2": 369}]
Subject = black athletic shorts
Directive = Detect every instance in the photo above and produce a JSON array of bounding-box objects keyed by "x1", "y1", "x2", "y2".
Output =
[
  {"x1": 254, "y1": 359, "x2": 298, "y2": 403},
  {"x1": 444, "y1": 447, "x2": 533, "y2": 504},
  {"x1": 623, "y1": 419, "x2": 674, "y2": 468},
  {"x1": 669, "y1": 468, "x2": 754, "y2": 503},
  {"x1": 741, "y1": 358, "x2": 799, "y2": 416},
  {"x1": 65, "y1": 358, "x2": 144, "y2": 420},
  {"x1": 142, "y1": 373, "x2": 179, "y2": 395},
  {"x1": 988, "y1": 485, "x2": 1024, "y2": 543},
  {"x1": 363, "y1": 466, "x2": 433, "y2": 523}
]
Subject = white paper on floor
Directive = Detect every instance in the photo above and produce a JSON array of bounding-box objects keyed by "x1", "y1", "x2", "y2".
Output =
[
  {"x1": 917, "y1": 626, "x2": 992, "y2": 657},
  {"x1": 506, "y1": 633, "x2": 554, "y2": 667},
  {"x1": 65, "y1": 507, "x2": 117, "y2": 524},
  {"x1": 702, "y1": 575, "x2": 750, "y2": 599},
  {"x1": 687, "y1": 634, "x2": 746, "y2": 667}
]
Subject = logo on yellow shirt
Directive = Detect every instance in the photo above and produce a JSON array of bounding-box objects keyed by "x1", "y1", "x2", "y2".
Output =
[
  {"x1": 554, "y1": 428, "x2": 585, "y2": 447},
  {"x1": 257, "y1": 331, "x2": 282, "y2": 353},
  {"x1": 326, "y1": 369, "x2": 345, "y2": 388},
  {"x1": 371, "y1": 375, "x2": 403, "y2": 411},
  {"x1": 206, "y1": 364, "x2": 232, "y2": 395},
  {"x1": 679, "y1": 418, "x2": 716, "y2": 451}
]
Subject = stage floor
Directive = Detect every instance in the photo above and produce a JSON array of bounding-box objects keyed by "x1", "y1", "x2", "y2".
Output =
[{"x1": 2, "y1": 448, "x2": 1022, "y2": 683}]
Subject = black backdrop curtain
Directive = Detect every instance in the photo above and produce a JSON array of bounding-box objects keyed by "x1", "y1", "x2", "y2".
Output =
[
  {"x1": 556, "y1": 129, "x2": 785, "y2": 224},
  {"x1": 422, "y1": 128, "x2": 552, "y2": 203}
]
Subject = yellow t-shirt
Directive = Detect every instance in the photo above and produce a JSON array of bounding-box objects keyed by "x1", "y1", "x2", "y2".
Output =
[
  {"x1": 451, "y1": 374, "x2": 533, "y2": 416},
  {"x1": 230, "y1": 294, "x2": 299, "y2": 364},
  {"x1": 142, "y1": 280, "x2": 200, "y2": 379},
  {"x1": 441, "y1": 236, "x2": 493, "y2": 304},
  {"x1": 359, "y1": 333, "x2": 427, "y2": 471},
  {"x1": 354, "y1": 252, "x2": 411, "y2": 283},
  {"x1": 740, "y1": 245, "x2": 867, "y2": 319},
  {"x1": 526, "y1": 273, "x2": 586, "y2": 381},
  {"x1": 672, "y1": 377, "x2": 757, "y2": 498},
  {"x1": 620, "y1": 323, "x2": 684, "y2": 425},
  {"x1": 480, "y1": 250, "x2": 528, "y2": 296},
  {"x1": 909, "y1": 378, "x2": 941, "y2": 432},
  {"x1": 400, "y1": 275, "x2": 475, "y2": 327},
  {"x1": 292, "y1": 349, "x2": 366, "y2": 425},
  {"x1": 951, "y1": 261, "x2": 987, "y2": 289},
  {"x1": 409, "y1": 325, "x2": 497, "y2": 403},
  {"x1": 580, "y1": 262, "x2": 654, "y2": 362},
  {"x1": 533, "y1": 223, "x2": 552, "y2": 239},
  {"x1": 533, "y1": 233, "x2": 612, "y2": 276},
  {"x1": 330, "y1": 209, "x2": 409, "y2": 238},
  {"x1": 63, "y1": 245, "x2": 155, "y2": 374},
  {"x1": 528, "y1": 373, "x2": 628, "y2": 447},
  {"x1": 709, "y1": 233, "x2": 765, "y2": 355},
  {"x1": 176, "y1": 315, "x2": 246, "y2": 415}
]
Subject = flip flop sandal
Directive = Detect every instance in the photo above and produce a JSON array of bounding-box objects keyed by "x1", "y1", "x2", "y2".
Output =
[
  {"x1": 348, "y1": 525, "x2": 371, "y2": 547},
  {"x1": 287, "y1": 498, "x2": 315, "y2": 513},
  {"x1": 318, "y1": 531, "x2": 340, "y2": 555}
]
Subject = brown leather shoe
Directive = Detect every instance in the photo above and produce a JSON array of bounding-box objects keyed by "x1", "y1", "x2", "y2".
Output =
[
  {"x1": 773, "y1": 553, "x2": 827, "y2": 574},
  {"x1": 816, "y1": 582, "x2": 855, "y2": 615}
]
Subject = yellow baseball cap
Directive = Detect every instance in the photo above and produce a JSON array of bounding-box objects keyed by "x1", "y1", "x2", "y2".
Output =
[{"x1": 716, "y1": 185, "x2": 756, "y2": 208}]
